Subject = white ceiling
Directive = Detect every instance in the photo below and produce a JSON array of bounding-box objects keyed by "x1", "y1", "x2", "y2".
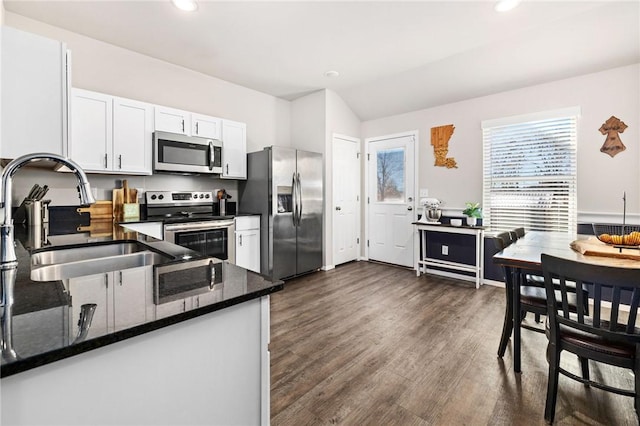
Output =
[{"x1": 4, "y1": 1, "x2": 640, "y2": 121}]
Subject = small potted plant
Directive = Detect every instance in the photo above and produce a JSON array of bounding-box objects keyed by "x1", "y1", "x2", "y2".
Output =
[{"x1": 462, "y1": 202, "x2": 482, "y2": 226}]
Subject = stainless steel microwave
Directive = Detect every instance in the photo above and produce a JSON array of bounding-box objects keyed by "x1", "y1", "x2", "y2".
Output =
[{"x1": 153, "y1": 131, "x2": 222, "y2": 174}]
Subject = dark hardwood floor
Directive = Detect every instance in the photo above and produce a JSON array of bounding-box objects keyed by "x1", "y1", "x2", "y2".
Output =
[{"x1": 270, "y1": 261, "x2": 637, "y2": 425}]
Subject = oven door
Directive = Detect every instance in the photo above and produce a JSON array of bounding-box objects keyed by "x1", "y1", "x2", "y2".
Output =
[
  {"x1": 154, "y1": 131, "x2": 222, "y2": 174},
  {"x1": 164, "y1": 220, "x2": 235, "y2": 262}
]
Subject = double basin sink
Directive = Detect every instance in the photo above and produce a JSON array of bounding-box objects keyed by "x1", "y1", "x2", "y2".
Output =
[{"x1": 30, "y1": 241, "x2": 174, "y2": 282}]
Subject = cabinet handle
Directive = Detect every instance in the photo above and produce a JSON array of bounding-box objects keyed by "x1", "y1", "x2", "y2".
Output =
[
  {"x1": 336, "y1": 206, "x2": 342, "y2": 211},
  {"x1": 209, "y1": 259, "x2": 216, "y2": 289},
  {"x1": 105, "y1": 273, "x2": 109, "y2": 289},
  {"x1": 239, "y1": 234, "x2": 243, "y2": 246},
  {"x1": 183, "y1": 300, "x2": 186, "y2": 312},
  {"x1": 104, "y1": 153, "x2": 108, "y2": 169},
  {"x1": 407, "y1": 206, "x2": 413, "y2": 211},
  {"x1": 119, "y1": 271, "x2": 123, "y2": 286},
  {"x1": 195, "y1": 122, "x2": 199, "y2": 135},
  {"x1": 118, "y1": 155, "x2": 122, "y2": 169},
  {"x1": 195, "y1": 297, "x2": 199, "y2": 308},
  {"x1": 181, "y1": 119, "x2": 185, "y2": 133},
  {"x1": 226, "y1": 164, "x2": 229, "y2": 175}
]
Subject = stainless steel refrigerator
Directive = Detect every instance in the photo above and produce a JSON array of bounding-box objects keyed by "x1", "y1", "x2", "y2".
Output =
[{"x1": 239, "y1": 146, "x2": 323, "y2": 280}]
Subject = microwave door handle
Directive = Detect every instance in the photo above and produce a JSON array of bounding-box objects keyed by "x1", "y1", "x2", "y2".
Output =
[
  {"x1": 208, "y1": 259, "x2": 216, "y2": 289},
  {"x1": 208, "y1": 141, "x2": 215, "y2": 171}
]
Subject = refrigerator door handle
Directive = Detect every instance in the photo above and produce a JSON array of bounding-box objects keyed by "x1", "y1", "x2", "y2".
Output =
[
  {"x1": 291, "y1": 172, "x2": 298, "y2": 226},
  {"x1": 296, "y1": 172, "x2": 303, "y2": 226}
]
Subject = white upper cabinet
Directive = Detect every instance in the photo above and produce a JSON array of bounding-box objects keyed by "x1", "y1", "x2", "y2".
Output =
[
  {"x1": 192, "y1": 113, "x2": 221, "y2": 139},
  {"x1": 71, "y1": 89, "x2": 113, "y2": 171},
  {"x1": 113, "y1": 97, "x2": 153, "y2": 174},
  {"x1": 1, "y1": 26, "x2": 68, "y2": 158},
  {"x1": 221, "y1": 119, "x2": 247, "y2": 180},
  {"x1": 154, "y1": 106, "x2": 191, "y2": 135},
  {"x1": 70, "y1": 88, "x2": 153, "y2": 175}
]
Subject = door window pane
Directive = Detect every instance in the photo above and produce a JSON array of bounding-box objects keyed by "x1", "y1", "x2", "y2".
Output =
[{"x1": 377, "y1": 148, "x2": 405, "y2": 202}]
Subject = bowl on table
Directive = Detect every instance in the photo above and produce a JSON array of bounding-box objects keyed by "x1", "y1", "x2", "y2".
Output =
[{"x1": 450, "y1": 219, "x2": 462, "y2": 227}]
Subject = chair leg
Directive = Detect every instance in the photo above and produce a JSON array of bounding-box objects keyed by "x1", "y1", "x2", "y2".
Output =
[
  {"x1": 578, "y1": 356, "x2": 590, "y2": 385},
  {"x1": 635, "y1": 345, "x2": 640, "y2": 420},
  {"x1": 545, "y1": 343, "x2": 561, "y2": 424},
  {"x1": 498, "y1": 282, "x2": 514, "y2": 358}
]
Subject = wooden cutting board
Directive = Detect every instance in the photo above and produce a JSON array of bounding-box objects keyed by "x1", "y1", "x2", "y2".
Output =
[
  {"x1": 77, "y1": 220, "x2": 113, "y2": 237},
  {"x1": 571, "y1": 237, "x2": 640, "y2": 261},
  {"x1": 77, "y1": 200, "x2": 113, "y2": 220},
  {"x1": 112, "y1": 179, "x2": 138, "y2": 221}
]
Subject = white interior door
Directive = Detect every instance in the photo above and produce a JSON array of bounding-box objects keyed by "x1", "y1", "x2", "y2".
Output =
[
  {"x1": 367, "y1": 133, "x2": 415, "y2": 267},
  {"x1": 332, "y1": 135, "x2": 360, "y2": 266}
]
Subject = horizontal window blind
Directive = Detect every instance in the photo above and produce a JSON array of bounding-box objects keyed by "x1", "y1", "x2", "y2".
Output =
[{"x1": 482, "y1": 113, "x2": 578, "y2": 234}]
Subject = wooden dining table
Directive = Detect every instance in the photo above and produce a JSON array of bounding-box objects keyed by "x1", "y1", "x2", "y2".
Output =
[{"x1": 492, "y1": 231, "x2": 640, "y2": 373}]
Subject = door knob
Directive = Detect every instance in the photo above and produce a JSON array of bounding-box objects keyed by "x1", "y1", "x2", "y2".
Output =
[
  {"x1": 335, "y1": 206, "x2": 342, "y2": 211},
  {"x1": 408, "y1": 197, "x2": 413, "y2": 202}
]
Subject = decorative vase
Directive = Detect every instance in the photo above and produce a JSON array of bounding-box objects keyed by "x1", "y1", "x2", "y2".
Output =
[{"x1": 466, "y1": 217, "x2": 477, "y2": 227}]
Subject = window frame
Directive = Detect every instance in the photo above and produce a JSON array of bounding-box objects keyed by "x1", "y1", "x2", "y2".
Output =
[{"x1": 482, "y1": 107, "x2": 580, "y2": 234}]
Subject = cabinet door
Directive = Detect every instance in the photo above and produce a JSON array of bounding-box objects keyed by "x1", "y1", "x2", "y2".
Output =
[
  {"x1": 155, "y1": 297, "x2": 192, "y2": 320},
  {"x1": 1, "y1": 26, "x2": 67, "y2": 158},
  {"x1": 113, "y1": 97, "x2": 153, "y2": 175},
  {"x1": 68, "y1": 273, "x2": 112, "y2": 340},
  {"x1": 154, "y1": 106, "x2": 191, "y2": 135},
  {"x1": 236, "y1": 229, "x2": 260, "y2": 273},
  {"x1": 113, "y1": 267, "x2": 149, "y2": 331},
  {"x1": 192, "y1": 113, "x2": 221, "y2": 139},
  {"x1": 221, "y1": 119, "x2": 247, "y2": 180},
  {"x1": 70, "y1": 89, "x2": 112, "y2": 171}
]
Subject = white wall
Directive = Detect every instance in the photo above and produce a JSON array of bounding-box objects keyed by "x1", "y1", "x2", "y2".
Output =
[{"x1": 361, "y1": 64, "x2": 640, "y2": 222}]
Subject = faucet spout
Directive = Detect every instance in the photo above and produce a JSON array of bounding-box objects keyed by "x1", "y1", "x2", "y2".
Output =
[{"x1": 1, "y1": 152, "x2": 95, "y2": 362}]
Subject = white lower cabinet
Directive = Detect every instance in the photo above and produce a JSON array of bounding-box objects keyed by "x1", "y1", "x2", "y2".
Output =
[
  {"x1": 70, "y1": 88, "x2": 153, "y2": 175},
  {"x1": 235, "y1": 216, "x2": 260, "y2": 273},
  {"x1": 67, "y1": 265, "x2": 151, "y2": 339}
]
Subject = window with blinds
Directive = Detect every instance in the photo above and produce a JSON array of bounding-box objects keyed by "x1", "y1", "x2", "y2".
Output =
[{"x1": 482, "y1": 108, "x2": 579, "y2": 234}]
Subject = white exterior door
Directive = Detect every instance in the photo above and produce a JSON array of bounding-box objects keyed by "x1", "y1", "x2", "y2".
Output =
[
  {"x1": 367, "y1": 133, "x2": 416, "y2": 267},
  {"x1": 333, "y1": 135, "x2": 360, "y2": 266}
]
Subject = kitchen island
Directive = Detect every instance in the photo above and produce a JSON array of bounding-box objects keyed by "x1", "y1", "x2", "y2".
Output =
[{"x1": 1, "y1": 224, "x2": 282, "y2": 425}]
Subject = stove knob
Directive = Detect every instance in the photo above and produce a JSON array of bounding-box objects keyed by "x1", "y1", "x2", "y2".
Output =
[
  {"x1": 193, "y1": 193, "x2": 197, "y2": 199},
  {"x1": 158, "y1": 194, "x2": 164, "y2": 200},
  {"x1": 199, "y1": 194, "x2": 204, "y2": 199},
  {"x1": 150, "y1": 194, "x2": 157, "y2": 200},
  {"x1": 205, "y1": 194, "x2": 210, "y2": 199}
]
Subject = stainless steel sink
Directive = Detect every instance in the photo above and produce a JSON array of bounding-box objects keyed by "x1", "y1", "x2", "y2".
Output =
[{"x1": 30, "y1": 242, "x2": 173, "y2": 281}]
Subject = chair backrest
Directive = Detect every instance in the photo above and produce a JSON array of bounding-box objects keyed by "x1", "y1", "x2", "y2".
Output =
[
  {"x1": 494, "y1": 232, "x2": 512, "y2": 251},
  {"x1": 542, "y1": 254, "x2": 640, "y2": 344},
  {"x1": 514, "y1": 227, "x2": 525, "y2": 238}
]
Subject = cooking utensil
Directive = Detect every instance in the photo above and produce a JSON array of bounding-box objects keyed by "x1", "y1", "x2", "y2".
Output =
[
  {"x1": 37, "y1": 185, "x2": 49, "y2": 200},
  {"x1": 26, "y1": 184, "x2": 40, "y2": 200}
]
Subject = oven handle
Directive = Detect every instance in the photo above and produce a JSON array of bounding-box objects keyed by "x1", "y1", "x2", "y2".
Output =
[{"x1": 164, "y1": 220, "x2": 235, "y2": 232}]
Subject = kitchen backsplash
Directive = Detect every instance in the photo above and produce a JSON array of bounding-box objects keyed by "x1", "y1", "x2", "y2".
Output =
[{"x1": 9, "y1": 168, "x2": 239, "y2": 206}]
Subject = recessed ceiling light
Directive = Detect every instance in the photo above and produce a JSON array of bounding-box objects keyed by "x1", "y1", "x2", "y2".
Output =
[
  {"x1": 172, "y1": 0, "x2": 198, "y2": 12},
  {"x1": 324, "y1": 70, "x2": 340, "y2": 78},
  {"x1": 494, "y1": 0, "x2": 521, "y2": 12}
]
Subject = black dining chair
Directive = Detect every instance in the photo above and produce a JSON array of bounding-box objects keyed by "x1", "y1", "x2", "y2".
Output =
[
  {"x1": 494, "y1": 232, "x2": 588, "y2": 360},
  {"x1": 541, "y1": 254, "x2": 640, "y2": 424}
]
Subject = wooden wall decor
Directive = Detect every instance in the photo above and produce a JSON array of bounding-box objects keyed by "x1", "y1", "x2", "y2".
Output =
[
  {"x1": 599, "y1": 116, "x2": 627, "y2": 157},
  {"x1": 430, "y1": 124, "x2": 458, "y2": 168}
]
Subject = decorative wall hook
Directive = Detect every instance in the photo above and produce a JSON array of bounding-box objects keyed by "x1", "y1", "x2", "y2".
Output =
[{"x1": 599, "y1": 116, "x2": 627, "y2": 158}]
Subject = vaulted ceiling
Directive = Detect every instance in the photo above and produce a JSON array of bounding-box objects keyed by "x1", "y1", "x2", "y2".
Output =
[{"x1": 4, "y1": 1, "x2": 639, "y2": 121}]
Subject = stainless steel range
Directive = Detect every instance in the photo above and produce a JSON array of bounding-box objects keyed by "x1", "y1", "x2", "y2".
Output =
[{"x1": 145, "y1": 191, "x2": 235, "y2": 262}]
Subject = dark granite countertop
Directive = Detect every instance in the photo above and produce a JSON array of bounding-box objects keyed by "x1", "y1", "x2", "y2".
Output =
[{"x1": 1, "y1": 224, "x2": 283, "y2": 378}]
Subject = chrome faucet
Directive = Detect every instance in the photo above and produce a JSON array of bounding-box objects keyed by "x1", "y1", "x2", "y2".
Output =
[{"x1": 1, "y1": 153, "x2": 95, "y2": 362}]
